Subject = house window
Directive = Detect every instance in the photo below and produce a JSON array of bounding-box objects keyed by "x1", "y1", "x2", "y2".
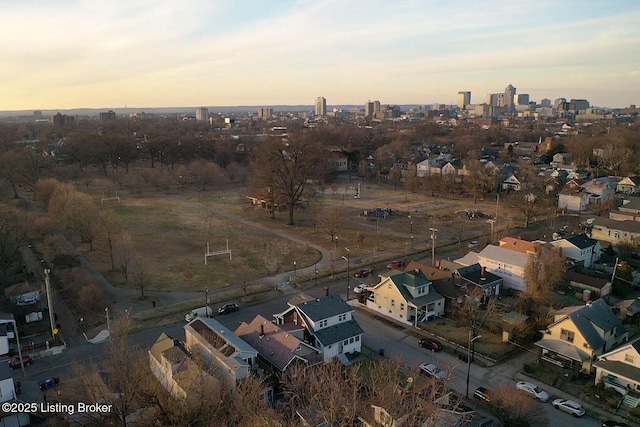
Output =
[
  {"x1": 343, "y1": 340, "x2": 348, "y2": 346},
  {"x1": 626, "y1": 354, "x2": 635, "y2": 364},
  {"x1": 391, "y1": 299, "x2": 395, "y2": 307},
  {"x1": 560, "y1": 329, "x2": 574, "y2": 343},
  {"x1": 350, "y1": 337, "x2": 354, "y2": 344},
  {"x1": 400, "y1": 303, "x2": 405, "y2": 310},
  {"x1": 355, "y1": 336, "x2": 360, "y2": 342}
]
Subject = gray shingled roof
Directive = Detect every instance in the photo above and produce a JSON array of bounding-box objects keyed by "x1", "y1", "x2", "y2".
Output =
[
  {"x1": 456, "y1": 263, "x2": 502, "y2": 286},
  {"x1": 557, "y1": 299, "x2": 622, "y2": 350},
  {"x1": 296, "y1": 294, "x2": 352, "y2": 321},
  {"x1": 565, "y1": 233, "x2": 597, "y2": 249},
  {"x1": 593, "y1": 360, "x2": 640, "y2": 382},
  {"x1": 313, "y1": 319, "x2": 364, "y2": 346}
]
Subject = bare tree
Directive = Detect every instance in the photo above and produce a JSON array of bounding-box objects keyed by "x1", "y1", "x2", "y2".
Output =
[
  {"x1": 520, "y1": 244, "x2": 566, "y2": 313},
  {"x1": 485, "y1": 385, "x2": 549, "y2": 427},
  {"x1": 131, "y1": 255, "x2": 149, "y2": 298},
  {"x1": 0, "y1": 206, "x2": 27, "y2": 277},
  {"x1": 116, "y1": 231, "x2": 136, "y2": 285},
  {"x1": 315, "y1": 207, "x2": 346, "y2": 244},
  {"x1": 98, "y1": 212, "x2": 122, "y2": 271},
  {"x1": 253, "y1": 134, "x2": 325, "y2": 225}
]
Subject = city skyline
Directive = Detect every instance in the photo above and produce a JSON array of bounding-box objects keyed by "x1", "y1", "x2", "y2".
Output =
[{"x1": 1, "y1": 0, "x2": 639, "y2": 111}]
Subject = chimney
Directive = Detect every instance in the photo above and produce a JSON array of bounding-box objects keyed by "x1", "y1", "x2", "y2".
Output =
[
  {"x1": 324, "y1": 287, "x2": 329, "y2": 297},
  {"x1": 260, "y1": 324, "x2": 264, "y2": 337},
  {"x1": 414, "y1": 269, "x2": 420, "y2": 275},
  {"x1": 481, "y1": 267, "x2": 486, "y2": 281}
]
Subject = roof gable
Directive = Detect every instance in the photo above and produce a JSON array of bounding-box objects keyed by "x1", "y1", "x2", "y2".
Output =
[{"x1": 296, "y1": 294, "x2": 352, "y2": 321}]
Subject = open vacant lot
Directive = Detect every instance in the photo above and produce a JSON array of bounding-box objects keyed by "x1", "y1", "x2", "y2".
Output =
[{"x1": 77, "y1": 177, "x2": 515, "y2": 293}]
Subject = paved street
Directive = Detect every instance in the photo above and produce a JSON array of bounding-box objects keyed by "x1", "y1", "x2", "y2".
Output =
[{"x1": 16, "y1": 276, "x2": 609, "y2": 427}]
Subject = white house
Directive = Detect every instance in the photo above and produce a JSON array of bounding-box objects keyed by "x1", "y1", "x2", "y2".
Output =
[
  {"x1": 457, "y1": 245, "x2": 531, "y2": 292},
  {"x1": 502, "y1": 173, "x2": 522, "y2": 191},
  {"x1": 594, "y1": 338, "x2": 640, "y2": 407},
  {"x1": 550, "y1": 234, "x2": 601, "y2": 268},
  {"x1": 274, "y1": 294, "x2": 364, "y2": 363}
]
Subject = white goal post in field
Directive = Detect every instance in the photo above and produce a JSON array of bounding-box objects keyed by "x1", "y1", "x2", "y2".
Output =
[
  {"x1": 204, "y1": 240, "x2": 232, "y2": 265},
  {"x1": 101, "y1": 190, "x2": 121, "y2": 206}
]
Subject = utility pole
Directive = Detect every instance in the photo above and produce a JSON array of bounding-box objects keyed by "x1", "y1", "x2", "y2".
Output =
[
  {"x1": 44, "y1": 269, "x2": 56, "y2": 340},
  {"x1": 429, "y1": 228, "x2": 438, "y2": 267},
  {"x1": 105, "y1": 307, "x2": 110, "y2": 338},
  {"x1": 496, "y1": 193, "x2": 499, "y2": 221},
  {"x1": 466, "y1": 331, "x2": 482, "y2": 398},
  {"x1": 205, "y1": 288, "x2": 209, "y2": 317},
  {"x1": 343, "y1": 248, "x2": 350, "y2": 300},
  {"x1": 487, "y1": 219, "x2": 496, "y2": 243}
]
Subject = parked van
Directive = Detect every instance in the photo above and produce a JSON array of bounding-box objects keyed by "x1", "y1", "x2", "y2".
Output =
[{"x1": 185, "y1": 306, "x2": 213, "y2": 322}]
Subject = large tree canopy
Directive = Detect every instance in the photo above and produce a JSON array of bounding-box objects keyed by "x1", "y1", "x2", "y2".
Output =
[{"x1": 253, "y1": 133, "x2": 326, "y2": 225}]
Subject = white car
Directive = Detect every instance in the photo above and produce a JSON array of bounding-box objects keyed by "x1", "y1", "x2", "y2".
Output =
[
  {"x1": 353, "y1": 284, "x2": 370, "y2": 294},
  {"x1": 419, "y1": 363, "x2": 447, "y2": 380},
  {"x1": 552, "y1": 399, "x2": 585, "y2": 417},
  {"x1": 515, "y1": 381, "x2": 549, "y2": 402}
]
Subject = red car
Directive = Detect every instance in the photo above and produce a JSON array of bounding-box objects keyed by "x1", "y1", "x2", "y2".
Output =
[
  {"x1": 354, "y1": 268, "x2": 373, "y2": 278},
  {"x1": 386, "y1": 260, "x2": 405, "y2": 269},
  {"x1": 10, "y1": 356, "x2": 33, "y2": 369},
  {"x1": 418, "y1": 338, "x2": 443, "y2": 352}
]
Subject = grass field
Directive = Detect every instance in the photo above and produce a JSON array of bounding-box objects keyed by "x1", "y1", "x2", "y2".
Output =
[{"x1": 46, "y1": 175, "x2": 519, "y2": 293}]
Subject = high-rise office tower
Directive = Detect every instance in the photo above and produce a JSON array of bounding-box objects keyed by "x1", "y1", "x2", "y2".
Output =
[
  {"x1": 486, "y1": 94, "x2": 498, "y2": 107},
  {"x1": 315, "y1": 97, "x2": 327, "y2": 116},
  {"x1": 504, "y1": 84, "x2": 516, "y2": 110},
  {"x1": 457, "y1": 91, "x2": 471, "y2": 109},
  {"x1": 196, "y1": 107, "x2": 209, "y2": 121},
  {"x1": 373, "y1": 100, "x2": 381, "y2": 115},
  {"x1": 515, "y1": 94, "x2": 529, "y2": 105},
  {"x1": 365, "y1": 101, "x2": 374, "y2": 117},
  {"x1": 258, "y1": 107, "x2": 273, "y2": 118}
]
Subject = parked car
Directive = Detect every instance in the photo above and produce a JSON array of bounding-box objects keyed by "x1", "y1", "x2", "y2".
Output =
[
  {"x1": 602, "y1": 421, "x2": 630, "y2": 427},
  {"x1": 418, "y1": 363, "x2": 446, "y2": 380},
  {"x1": 218, "y1": 303, "x2": 239, "y2": 314},
  {"x1": 552, "y1": 399, "x2": 585, "y2": 417},
  {"x1": 473, "y1": 386, "x2": 492, "y2": 404},
  {"x1": 353, "y1": 284, "x2": 370, "y2": 294},
  {"x1": 354, "y1": 268, "x2": 373, "y2": 278},
  {"x1": 467, "y1": 240, "x2": 479, "y2": 248},
  {"x1": 10, "y1": 356, "x2": 33, "y2": 369},
  {"x1": 418, "y1": 338, "x2": 442, "y2": 351},
  {"x1": 515, "y1": 381, "x2": 549, "y2": 402},
  {"x1": 185, "y1": 306, "x2": 214, "y2": 322},
  {"x1": 386, "y1": 260, "x2": 405, "y2": 269}
]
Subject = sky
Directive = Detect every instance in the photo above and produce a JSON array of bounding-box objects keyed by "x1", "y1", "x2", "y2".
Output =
[{"x1": 1, "y1": 0, "x2": 639, "y2": 110}]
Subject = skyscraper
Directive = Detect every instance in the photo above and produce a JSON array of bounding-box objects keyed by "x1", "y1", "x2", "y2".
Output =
[
  {"x1": 364, "y1": 101, "x2": 374, "y2": 117},
  {"x1": 457, "y1": 91, "x2": 471, "y2": 109},
  {"x1": 195, "y1": 107, "x2": 209, "y2": 121},
  {"x1": 315, "y1": 97, "x2": 326, "y2": 117},
  {"x1": 504, "y1": 84, "x2": 516, "y2": 111}
]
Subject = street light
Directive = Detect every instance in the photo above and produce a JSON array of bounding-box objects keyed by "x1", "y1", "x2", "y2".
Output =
[
  {"x1": 342, "y1": 249, "x2": 350, "y2": 300},
  {"x1": 205, "y1": 288, "x2": 209, "y2": 318},
  {"x1": 315, "y1": 263, "x2": 318, "y2": 287},
  {"x1": 466, "y1": 331, "x2": 482, "y2": 398},
  {"x1": 294, "y1": 261, "x2": 297, "y2": 277},
  {"x1": 335, "y1": 235, "x2": 338, "y2": 251},
  {"x1": 429, "y1": 228, "x2": 438, "y2": 267},
  {"x1": 105, "y1": 307, "x2": 110, "y2": 338},
  {"x1": 375, "y1": 218, "x2": 379, "y2": 252},
  {"x1": 487, "y1": 219, "x2": 496, "y2": 243},
  {"x1": 411, "y1": 235, "x2": 414, "y2": 250},
  {"x1": 408, "y1": 215, "x2": 413, "y2": 234}
]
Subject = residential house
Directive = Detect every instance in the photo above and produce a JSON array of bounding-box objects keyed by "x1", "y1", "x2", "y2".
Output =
[
  {"x1": 551, "y1": 153, "x2": 573, "y2": 170},
  {"x1": 184, "y1": 317, "x2": 259, "y2": 389},
  {"x1": 246, "y1": 188, "x2": 290, "y2": 212},
  {"x1": 416, "y1": 159, "x2": 430, "y2": 178},
  {"x1": 0, "y1": 314, "x2": 15, "y2": 356},
  {"x1": 453, "y1": 264, "x2": 503, "y2": 296},
  {"x1": 327, "y1": 151, "x2": 348, "y2": 172},
  {"x1": 501, "y1": 173, "x2": 521, "y2": 191},
  {"x1": 535, "y1": 299, "x2": 628, "y2": 374},
  {"x1": 149, "y1": 333, "x2": 220, "y2": 404},
  {"x1": 457, "y1": 244, "x2": 531, "y2": 292},
  {"x1": 273, "y1": 294, "x2": 364, "y2": 363},
  {"x1": 590, "y1": 217, "x2": 640, "y2": 246},
  {"x1": 617, "y1": 176, "x2": 640, "y2": 195},
  {"x1": 558, "y1": 187, "x2": 589, "y2": 212},
  {"x1": 581, "y1": 179, "x2": 616, "y2": 205},
  {"x1": 550, "y1": 234, "x2": 601, "y2": 268},
  {"x1": 366, "y1": 269, "x2": 445, "y2": 326},
  {"x1": 235, "y1": 315, "x2": 322, "y2": 376},
  {"x1": 562, "y1": 270, "x2": 611, "y2": 299},
  {"x1": 609, "y1": 197, "x2": 640, "y2": 222},
  {"x1": 594, "y1": 338, "x2": 640, "y2": 407}
]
